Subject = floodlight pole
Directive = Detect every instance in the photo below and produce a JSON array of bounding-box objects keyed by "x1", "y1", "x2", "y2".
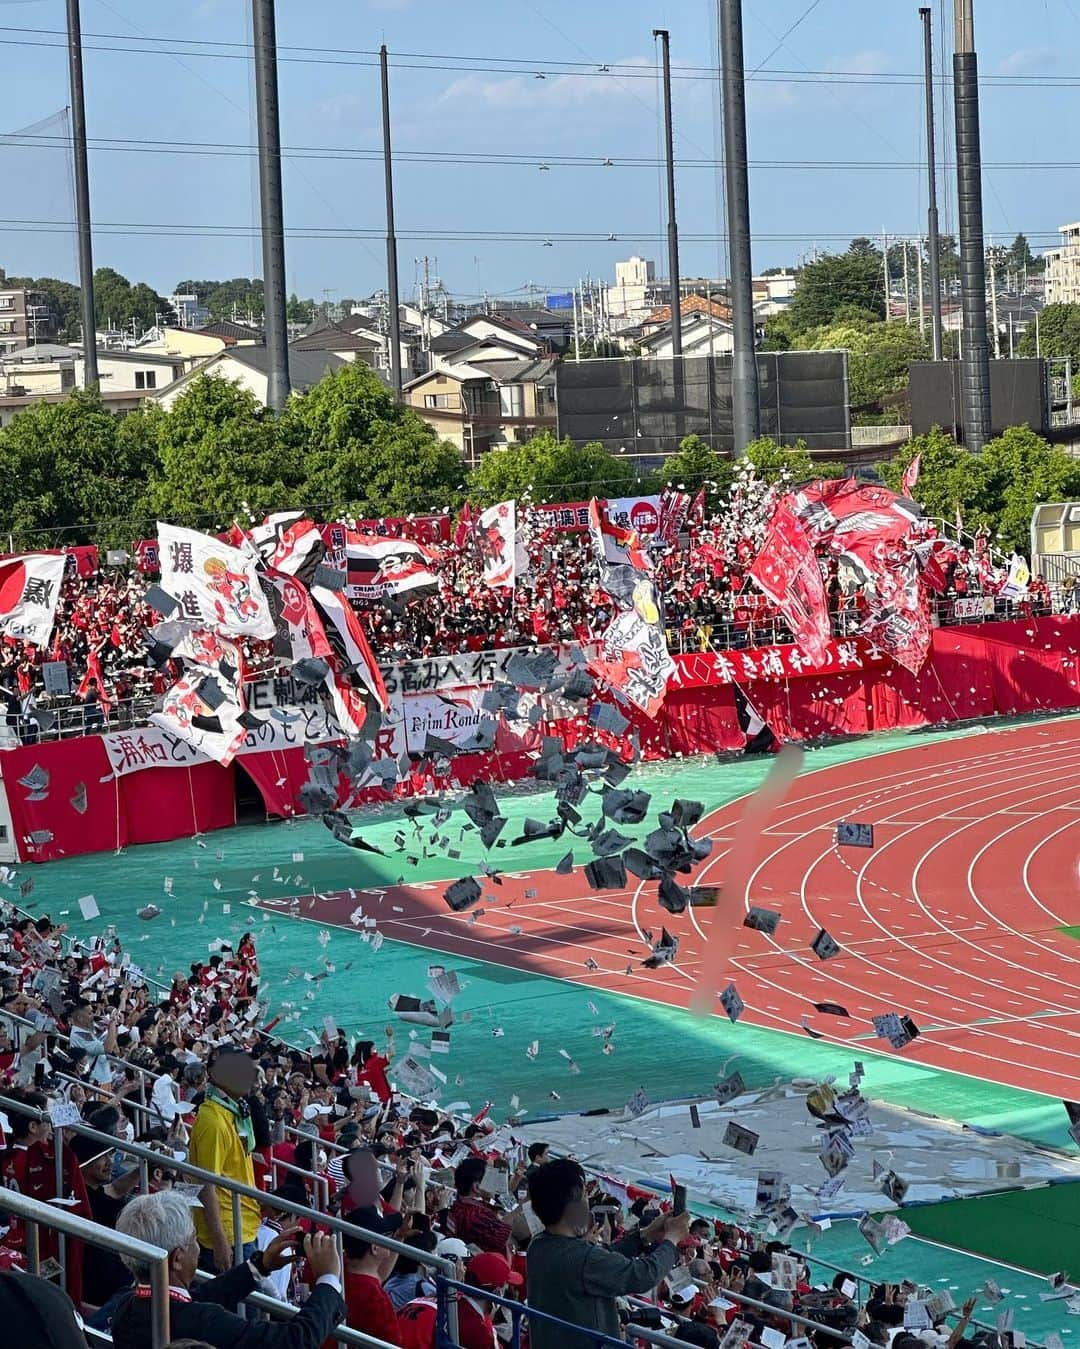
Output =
[
  {"x1": 65, "y1": 0, "x2": 97, "y2": 387},
  {"x1": 653, "y1": 29, "x2": 682, "y2": 359},
  {"x1": 252, "y1": 0, "x2": 291, "y2": 411}
]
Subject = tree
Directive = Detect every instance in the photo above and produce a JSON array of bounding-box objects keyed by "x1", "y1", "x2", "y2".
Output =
[
  {"x1": 466, "y1": 430, "x2": 637, "y2": 506},
  {"x1": 0, "y1": 389, "x2": 152, "y2": 547},
  {"x1": 658, "y1": 434, "x2": 735, "y2": 508},
  {"x1": 1018, "y1": 303, "x2": 1080, "y2": 366},
  {"x1": 286, "y1": 293, "x2": 314, "y2": 323},
  {"x1": 880, "y1": 424, "x2": 1080, "y2": 553},
  {"x1": 1007, "y1": 232, "x2": 1038, "y2": 274},
  {"x1": 743, "y1": 437, "x2": 845, "y2": 484},
  {"x1": 806, "y1": 316, "x2": 931, "y2": 419},
  {"x1": 786, "y1": 252, "x2": 885, "y2": 332},
  {"x1": 92, "y1": 268, "x2": 171, "y2": 334},
  {"x1": 847, "y1": 237, "x2": 881, "y2": 260},
  {"x1": 282, "y1": 361, "x2": 463, "y2": 517},
  {"x1": 2, "y1": 274, "x2": 82, "y2": 341},
  {"x1": 145, "y1": 375, "x2": 303, "y2": 527},
  {"x1": 174, "y1": 277, "x2": 265, "y2": 323},
  {"x1": 926, "y1": 234, "x2": 960, "y2": 284}
]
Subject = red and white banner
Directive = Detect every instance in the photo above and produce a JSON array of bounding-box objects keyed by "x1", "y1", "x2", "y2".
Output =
[
  {"x1": 311, "y1": 583, "x2": 390, "y2": 714},
  {"x1": 150, "y1": 631, "x2": 248, "y2": 766},
  {"x1": 332, "y1": 534, "x2": 439, "y2": 605},
  {"x1": 0, "y1": 553, "x2": 66, "y2": 647},
  {"x1": 157, "y1": 523, "x2": 276, "y2": 641},
  {"x1": 477, "y1": 501, "x2": 517, "y2": 589},
  {"x1": 673, "y1": 635, "x2": 890, "y2": 688},
  {"x1": 589, "y1": 606, "x2": 676, "y2": 719},
  {"x1": 748, "y1": 506, "x2": 831, "y2": 662},
  {"x1": 133, "y1": 539, "x2": 160, "y2": 575},
  {"x1": 533, "y1": 496, "x2": 661, "y2": 535},
  {"x1": 587, "y1": 499, "x2": 652, "y2": 574}
]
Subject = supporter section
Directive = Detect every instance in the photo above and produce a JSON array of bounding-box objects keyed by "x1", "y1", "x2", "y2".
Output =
[{"x1": 3, "y1": 616, "x2": 1080, "y2": 864}]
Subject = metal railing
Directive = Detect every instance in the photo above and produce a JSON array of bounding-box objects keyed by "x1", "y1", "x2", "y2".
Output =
[
  {"x1": 0, "y1": 1090, "x2": 460, "y2": 1342},
  {"x1": 0, "y1": 1186, "x2": 172, "y2": 1348}
]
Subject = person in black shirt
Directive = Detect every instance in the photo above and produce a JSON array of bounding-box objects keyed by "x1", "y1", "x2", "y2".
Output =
[{"x1": 71, "y1": 1134, "x2": 139, "y2": 1320}]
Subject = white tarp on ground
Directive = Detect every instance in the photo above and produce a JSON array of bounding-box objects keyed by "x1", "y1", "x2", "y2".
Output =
[{"x1": 512, "y1": 1083, "x2": 1080, "y2": 1219}]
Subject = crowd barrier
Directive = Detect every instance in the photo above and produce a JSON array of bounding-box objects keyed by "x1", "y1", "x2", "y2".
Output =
[{"x1": 2, "y1": 615, "x2": 1080, "y2": 864}]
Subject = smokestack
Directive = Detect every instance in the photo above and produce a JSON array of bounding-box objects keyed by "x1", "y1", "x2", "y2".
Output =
[
  {"x1": 719, "y1": 0, "x2": 760, "y2": 454},
  {"x1": 252, "y1": 0, "x2": 290, "y2": 411},
  {"x1": 953, "y1": 0, "x2": 991, "y2": 450}
]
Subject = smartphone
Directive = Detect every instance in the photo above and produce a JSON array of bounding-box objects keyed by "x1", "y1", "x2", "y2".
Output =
[
  {"x1": 672, "y1": 1184, "x2": 687, "y2": 1216},
  {"x1": 34, "y1": 1061, "x2": 45, "y2": 1088}
]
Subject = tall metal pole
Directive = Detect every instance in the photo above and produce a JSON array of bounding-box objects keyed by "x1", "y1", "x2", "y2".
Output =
[
  {"x1": 920, "y1": 7, "x2": 944, "y2": 360},
  {"x1": 882, "y1": 231, "x2": 890, "y2": 318},
  {"x1": 252, "y1": 0, "x2": 290, "y2": 411},
  {"x1": 65, "y1": 0, "x2": 97, "y2": 387},
  {"x1": 953, "y1": 0, "x2": 991, "y2": 450},
  {"x1": 653, "y1": 29, "x2": 682, "y2": 358},
  {"x1": 719, "y1": 0, "x2": 760, "y2": 454},
  {"x1": 380, "y1": 46, "x2": 403, "y2": 397},
  {"x1": 902, "y1": 239, "x2": 910, "y2": 323},
  {"x1": 917, "y1": 244, "x2": 925, "y2": 338}
]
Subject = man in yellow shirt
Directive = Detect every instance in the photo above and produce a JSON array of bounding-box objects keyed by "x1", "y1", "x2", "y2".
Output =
[{"x1": 189, "y1": 1047, "x2": 262, "y2": 1273}]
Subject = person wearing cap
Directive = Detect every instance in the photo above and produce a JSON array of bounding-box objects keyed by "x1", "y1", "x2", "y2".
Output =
[
  {"x1": 448, "y1": 1156, "x2": 511, "y2": 1255},
  {"x1": 112, "y1": 1190, "x2": 345, "y2": 1349},
  {"x1": 398, "y1": 1251, "x2": 521, "y2": 1349},
  {"x1": 72, "y1": 1132, "x2": 139, "y2": 1316},
  {"x1": 525, "y1": 1158, "x2": 690, "y2": 1349},
  {"x1": 189, "y1": 1047, "x2": 262, "y2": 1274},
  {"x1": 336, "y1": 1204, "x2": 407, "y2": 1347}
]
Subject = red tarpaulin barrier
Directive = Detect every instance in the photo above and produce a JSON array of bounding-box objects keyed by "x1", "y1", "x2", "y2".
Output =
[{"x1": 6, "y1": 617, "x2": 1080, "y2": 862}]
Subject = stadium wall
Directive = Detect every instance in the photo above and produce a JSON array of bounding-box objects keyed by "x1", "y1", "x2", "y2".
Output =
[{"x1": 2, "y1": 616, "x2": 1078, "y2": 863}]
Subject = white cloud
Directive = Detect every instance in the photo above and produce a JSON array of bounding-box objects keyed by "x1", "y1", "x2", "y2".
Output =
[
  {"x1": 830, "y1": 49, "x2": 891, "y2": 76},
  {"x1": 436, "y1": 57, "x2": 652, "y2": 115},
  {"x1": 997, "y1": 47, "x2": 1055, "y2": 76}
]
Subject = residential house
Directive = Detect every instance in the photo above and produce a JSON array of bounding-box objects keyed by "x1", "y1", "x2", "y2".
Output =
[
  {"x1": 640, "y1": 294, "x2": 733, "y2": 340},
  {"x1": 194, "y1": 319, "x2": 264, "y2": 346},
  {"x1": 427, "y1": 313, "x2": 548, "y2": 378},
  {"x1": 0, "y1": 343, "x2": 171, "y2": 427},
  {"x1": 154, "y1": 345, "x2": 346, "y2": 410},
  {"x1": 639, "y1": 310, "x2": 734, "y2": 359},
  {"x1": 0, "y1": 286, "x2": 56, "y2": 355},
  {"x1": 403, "y1": 356, "x2": 556, "y2": 464},
  {"x1": 133, "y1": 325, "x2": 227, "y2": 365}
]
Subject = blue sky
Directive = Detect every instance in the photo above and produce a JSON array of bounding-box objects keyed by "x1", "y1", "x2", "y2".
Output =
[{"x1": 0, "y1": 0, "x2": 1074, "y2": 304}]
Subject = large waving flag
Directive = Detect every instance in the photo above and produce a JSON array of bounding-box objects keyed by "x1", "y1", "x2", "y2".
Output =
[
  {"x1": 150, "y1": 630, "x2": 248, "y2": 765},
  {"x1": 157, "y1": 523, "x2": 276, "y2": 640},
  {"x1": 477, "y1": 501, "x2": 517, "y2": 589},
  {"x1": 748, "y1": 504, "x2": 831, "y2": 662},
  {"x1": 341, "y1": 534, "x2": 439, "y2": 605},
  {"x1": 0, "y1": 552, "x2": 66, "y2": 647}
]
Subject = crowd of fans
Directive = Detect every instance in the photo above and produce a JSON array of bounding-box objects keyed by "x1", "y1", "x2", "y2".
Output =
[
  {"x1": 0, "y1": 905, "x2": 1012, "y2": 1349},
  {"x1": 0, "y1": 516, "x2": 1066, "y2": 747}
]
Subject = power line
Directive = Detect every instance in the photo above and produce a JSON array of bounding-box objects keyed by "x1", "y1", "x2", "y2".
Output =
[{"x1": 0, "y1": 28, "x2": 1070, "y2": 85}]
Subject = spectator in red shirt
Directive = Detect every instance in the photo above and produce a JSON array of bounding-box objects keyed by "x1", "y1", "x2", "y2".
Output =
[
  {"x1": 397, "y1": 1252, "x2": 521, "y2": 1349},
  {"x1": 332, "y1": 1205, "x2": 406, "y2": 1348},
  {"x1": 447, "y1": 1158, "x2": 511, "y2": 1254},
  {"x1": 352, "y1": 1036, "x2": 393, "y2": 1102}
]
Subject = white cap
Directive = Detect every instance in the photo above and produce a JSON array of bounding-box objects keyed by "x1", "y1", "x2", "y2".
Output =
[{"x1": 436, "y1": 1237, "x2": 469, "y2": 1259}]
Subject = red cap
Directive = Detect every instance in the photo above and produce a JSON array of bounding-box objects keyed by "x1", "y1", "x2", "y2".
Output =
[{"x1": 467, "y1": 1252, "x2": 524, "y2": 1290}]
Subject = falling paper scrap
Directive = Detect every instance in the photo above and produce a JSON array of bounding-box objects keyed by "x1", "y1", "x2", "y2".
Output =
[
  {"x1": 744, "y1": 906, "x2": 781, "y2": 935},
  {"x1": 137, "y1": 904, "x2": 162, "y2": 921},
  {"x1": 811, "y1": 929, "x2": 842, "y2": 961},
  {"x1": 715, "y1": 1071, "x2": 747, "y2": 1105},
  {"x1": 719, "y1": 984, "x2": 745, "y2": 1023},
  {"x1": 722, "y1": 1121, "x2": 759, "y2": 1155}
]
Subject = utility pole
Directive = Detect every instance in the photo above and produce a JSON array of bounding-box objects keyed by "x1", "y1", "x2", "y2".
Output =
[
  {"x1": 572, "y1": 285, "x2": 581, "y2": 361},
  {"x1": 917, "y1": 244, "x2": 925, "y2": 338},
  {"x1": 65, "y1": 0, "x2": 97, "y2": 387},
  {"x1": 252, "y1": 0, "x2": 290, "y2": 411},
  {"x1": 902, "y1": 239, "x2": 910, "y2": 323},
  {"x1": 653, "y1": 29, "x2": 682, "y2": 358},
  {"x1": 380, "y1": 45, "x2": 402, "y2": 397},
  {"x1": 988, "y1": 241, "x2": 1000, "y2": 358},
  {"x1": 953, "y1": 0, "x2": 991, "y2": 450},
  {"x1": 719, "y1": 0, "x2": 760, "y2": 453},
  {"x1": 920, "y1": 7, "x2": 944, "y2": 360},
  {"x1": 882, "y1": 231, "x2": 890, "y2": 319}
]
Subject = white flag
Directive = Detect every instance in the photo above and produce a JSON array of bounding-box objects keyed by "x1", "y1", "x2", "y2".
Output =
[
  {"x1": 157, "y1": 523, "x2": 275, "y2": 639},
  {"x1": 478, "y1": 501, "x2": 517, "y2": 589},
  {"x1": 0, "y1": 552, "x2": 66, "y2": 647}
]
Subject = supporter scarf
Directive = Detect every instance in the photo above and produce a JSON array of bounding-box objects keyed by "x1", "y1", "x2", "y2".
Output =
[{"x1": 205, "y1": 1086, "x2": 255, "y2": 1154}]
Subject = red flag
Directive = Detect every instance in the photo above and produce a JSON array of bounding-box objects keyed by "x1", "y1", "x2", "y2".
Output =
[
  {"x1": 454, "y1": 501, "x2": 474, "y2": 550},
  {"x1": 901, "y1": 452, "x2": 921, "y2": 497},
  {"x1": 689, "y1": 486, "x2": 707, "y2": 528},
  {"x1": 748, "y1": 506, "x2": 830, "y2": 661}
]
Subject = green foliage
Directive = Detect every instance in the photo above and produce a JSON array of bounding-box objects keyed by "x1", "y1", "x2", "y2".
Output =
[
  {"x1": 0, "y1": 390, "x2": 150, "y2": 547},
  {"x1": 881, "y1": 424, "x2": 1080, "y2": 553},
  {"x1": 657, "y1": 435, "x2": 734, "y2": 508},
  {"x1": 174, "y1": 277, "x2": 265, "y2": 323},
  {"x1": 744, "y1": 438, "x2": 846, "y2": 484},
  {"x1": 146, "y1": 375, "x2": 304, "y2": 528},
  {"x1": 806, "y1": 317, "x2": 931, "y2": 415},
  {"x1": 465, "y1": 430, "x2": 638, "y2": 506},
  {"x1": 787, "y1": 251, "x2": 885, "y2": 331},
  {"x1": 93, "y1": 268, "x2": 171, "y2": 333},
  {"x1": 281, "y1": 362, "x2": 464, "y2": 517},
  {"x1": 1018, "y1": 303, "x2": 1080, "y2": 365}
]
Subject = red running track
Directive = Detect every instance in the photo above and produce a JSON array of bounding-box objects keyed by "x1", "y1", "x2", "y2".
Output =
[{"x1": 264, "y1": 719, "x2": 1080, "y2": 1100}]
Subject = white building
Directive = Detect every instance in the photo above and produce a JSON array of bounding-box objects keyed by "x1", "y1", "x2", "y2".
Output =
[
  {"x1": 608, "y1": 256, "x2": 656, "y2": 318},
  {"x1": 1044, "y1": 224, "x2": 1080, "y2": 306}
]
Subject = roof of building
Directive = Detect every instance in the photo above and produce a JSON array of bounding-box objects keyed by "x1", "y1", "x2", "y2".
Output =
[
  {"x1": 290, "y1": 320, "x2": 380, "y2": 353},
  {"x1": 223, "y1": 345, "x2": 347, "y2": 388},
  {"x1": 469, "y1": 356, "x2": 557, "y2": 384},
  {"x1": 642, "y1": 294, "x2": 734, "y2": 327},
  {"x1": 639, "y1": 310, "x2": 733, "y2": 349},
  {"x1": 0, "y1": 342, "x2": 77, "y2": 363},
  {"x1": 195, "y1": 319, "x2": 264, "y2": 344},
  {"x1": 429, "y1": 329, "x2": 481, "y2": 354}
]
